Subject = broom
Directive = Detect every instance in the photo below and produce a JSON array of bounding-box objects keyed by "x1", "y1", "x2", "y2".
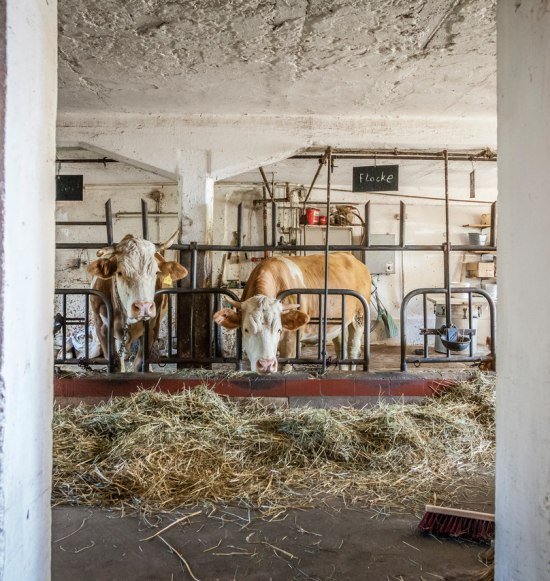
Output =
[{"x1": 418, "y1": 505, "x2": 495, "y2": 543}]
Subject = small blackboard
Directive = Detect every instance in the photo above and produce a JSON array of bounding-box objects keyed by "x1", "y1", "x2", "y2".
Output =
[
  {"x1": 353, "y1": 165, "x2": 399, "y2": 192},
  {"x1": 56, "y1": 175, "x2": 83, "y2": 201}
]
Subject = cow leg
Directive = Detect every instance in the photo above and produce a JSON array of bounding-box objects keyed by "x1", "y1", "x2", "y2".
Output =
[
  {"x1": 332, "y1": 335, "x2": 349, "y2": 370},
  {"x1": 279, "y1": 331, "x2": 297, "y2": 373},
  {"x1": 347, "y1": 314, "x2": 365, "y2": 371}
]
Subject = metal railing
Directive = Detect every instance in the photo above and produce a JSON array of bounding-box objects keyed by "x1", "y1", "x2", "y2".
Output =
[
  {"x1": 276, "y1": 288, "x2": 371, "y2": 372},
  {"x1": 400, "y1": 287, "x2": 496, "y2": 371},
  {"x1": 54, "y1": 289, "x2": 113, "y2": 370},
  {"x1": 142, "y1": 287, "x2": 243, "y2": 370}
]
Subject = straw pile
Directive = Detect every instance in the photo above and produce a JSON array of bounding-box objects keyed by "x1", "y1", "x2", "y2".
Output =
[{"x1": 52, "y1": 373, "x2": 495, "y2": 513}]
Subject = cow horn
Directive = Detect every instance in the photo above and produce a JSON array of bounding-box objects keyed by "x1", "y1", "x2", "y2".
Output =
[
  {"x1": 226, "y1": 297, "x2": 242, "y2": 309},
  {"x1": 158, "y1": 229, "x2": 180, "y2": 252},
  {"x1": 281, "y1": 303, "x2": 300, "y2": 311}
]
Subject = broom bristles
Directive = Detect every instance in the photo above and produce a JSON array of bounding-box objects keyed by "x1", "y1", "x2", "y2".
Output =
[{"x1": 418, "y1": 507, "x2": 495, "y2": 543}]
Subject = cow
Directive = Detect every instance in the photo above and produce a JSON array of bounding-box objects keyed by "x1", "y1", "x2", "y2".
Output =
[
  {"x1": 88, "y1": 231, "x2": 188, "y2": 371},
  {"x1": 213, "y1": 253, "x2": 371, "y2": 374}
]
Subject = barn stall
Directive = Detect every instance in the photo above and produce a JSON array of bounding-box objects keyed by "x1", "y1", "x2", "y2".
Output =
[
  {"x1": 54, "y1": 146, "x2": 497, "y2": 397},
  {"x1": 51, "y1": 145, "x2": 497, "y2": 578}
]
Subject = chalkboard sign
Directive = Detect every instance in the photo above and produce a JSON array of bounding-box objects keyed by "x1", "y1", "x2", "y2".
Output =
[
  {"x1": 353, "y1": 165, "x2": 399, "y2": 192},
  {"x1": 56, "y1": 175, "x2": 83, "y2": 201}
]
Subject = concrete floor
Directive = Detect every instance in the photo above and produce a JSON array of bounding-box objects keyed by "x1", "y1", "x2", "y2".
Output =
[{"x1": 52, "y1": 499, "x2": 493, "y2": 581}]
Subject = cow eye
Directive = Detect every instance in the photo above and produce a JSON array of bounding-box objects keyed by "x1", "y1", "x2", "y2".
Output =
[{"x1": 244, "y1": 328, "x2": 249, "y2": 334}]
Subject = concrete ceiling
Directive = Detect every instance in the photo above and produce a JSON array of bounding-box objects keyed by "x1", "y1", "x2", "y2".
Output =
[{"x1": 58, "y1": 0, "x2": 496, "y2": 117}]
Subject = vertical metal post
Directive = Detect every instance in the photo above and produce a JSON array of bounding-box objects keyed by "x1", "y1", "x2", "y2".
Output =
[
  {"x1": 341, "y1": 295, "x2": 346, "y2": 360},
  {"x1": 85, "y1": 294, "x2": 90, "y2": 361},
  {"x1": 399, "y1": 201, "x2": 406, "y2": 247},
  {"x1": 168, "y1": 294, "x2": 173, "y2": 357},
  {"x1": 142, "y1": 322, "x2": 149, "y2": 372},
  {"x1": 271, "y1": 200, "x2": 277, "y2": 248},
  {"x1": 62, "y1": 294, "x2": 67, "y2": 360},
  {"x1": 105, "y1": 199, "x2": 114, "y2": 245},
  {"x1": 296, "y1": 292, "x2": 302, "y2": 359},
  {"x1": 237, "y1": 202, "x2": 243, "y2": 247},
  {"x1": 262, "y1": 186, "x2": 269, "y2": 258},
  {"x1": 364, "y1": 201, "x2": 370, "y2": 248},
  {"x1": 489, "y1": 201, "x2": 497, "y2": 247},
  {"x1": 423, "y1": 294, "x2": 428, "y2": 358},
  {"x1": 322, "y1": 147, "x2": 332, "y2": 373},
  {"x1": 141, "y1": 198, "x2": 149, "y2": 240},
  {"x1": 190, "y1": 244, "x2": 197, "y2": 361},
  {"x1": 444, "y1": 150, "x2": 451, "y2": 329},
  {"x1": 468, "y1": 292, "x2": 474, "y2": 358}
]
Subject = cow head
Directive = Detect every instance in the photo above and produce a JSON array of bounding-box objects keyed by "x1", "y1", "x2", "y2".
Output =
[
  {"x1": 88, "y1": 231, "x2": 188, "y2": 324},
  {"x1": 213, "y1": 295, "x2": 309, "y2": 374}
]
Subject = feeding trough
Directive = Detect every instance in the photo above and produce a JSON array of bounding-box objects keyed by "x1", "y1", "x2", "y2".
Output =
[{"x1": 439, "y1": 325, "x2": 471, "y2": 352}]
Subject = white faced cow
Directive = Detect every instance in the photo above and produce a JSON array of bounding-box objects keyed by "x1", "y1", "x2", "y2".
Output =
[
  {"x1": 88, "y1": 232, "x2": 188, "y2": 371},
  {"x1": 213, "y1": 253, "x2": 371, "y2": 373}
]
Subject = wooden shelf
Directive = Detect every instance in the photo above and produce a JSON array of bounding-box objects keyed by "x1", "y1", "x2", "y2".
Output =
[{"x1": 462, "y1": 223, "x2": 491, "y2": 228}]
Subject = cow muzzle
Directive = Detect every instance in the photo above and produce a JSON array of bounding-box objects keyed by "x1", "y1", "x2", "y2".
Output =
[
  {"x1": 131, "y1": 301, "x2": 156, "y2": 320},
  {"x1": 256, "y1": 358, "x2": 278, "y2": 374}
]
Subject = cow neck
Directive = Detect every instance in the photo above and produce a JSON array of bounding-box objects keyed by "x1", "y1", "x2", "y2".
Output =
[
  {"x1": 111, "y1": 276, "x2": 130, "y2": 356},
  {"x1": 244, "y1": 268, "x2": 279, "y2": 300}
]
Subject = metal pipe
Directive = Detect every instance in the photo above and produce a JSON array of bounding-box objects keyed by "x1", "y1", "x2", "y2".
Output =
[
  {"x1": 105, "y1": 199, "x2": 114, "y2": 245},
  {"x1": 290, "y1": 147, "x2": 497, "y2": 161},
  {"x1": 56, "y1": 242, "x2": 499, "y2": 252},
  {"x1": 55, "y1": 221, "x2": 108, "y2": 226},
  {"x1": 237, "y1": 202, "x2": 243, "y2": 247},
  {"x1": 141, "y1": 199, "x2": 149, "y2": 240},
  {"x1": 304, "y1": 153, "x2": 327, "y2": 203},
  {"x1": 423, "y1": 294, "x2": 428, "y2": 358},
  {"x1": 322, "y1": 147, "x2": 332, "y2": 373},
  {"x1": 56, "y1": 157, "x2": 119, "y2": 164},
  {"x1": 444, "y1": 151, "x2": 451, "y2": 334},
  {"x1": 262, "y1": 186, "x2": 269, "y2": 258},
  {"x1": 271, "y1": 201, "x2": 277, "y2": 248},
  {"x1": 259, "y1": 167, "x2": 274, "y2": 199}
]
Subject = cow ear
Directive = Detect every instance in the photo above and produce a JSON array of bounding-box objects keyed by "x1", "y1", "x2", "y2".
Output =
[
  {"x1": 213, "y1": 308, "x2": 241, "y2": 330},
  {"x1": 281, "y1": 310, "x2": 309, "y2": 331},
  {"x1": 88, "y1": 258, "x2": 117, "y2": 279},
  {"x1": 159, "y1": 260, "x2": 188, "y2": 281}
]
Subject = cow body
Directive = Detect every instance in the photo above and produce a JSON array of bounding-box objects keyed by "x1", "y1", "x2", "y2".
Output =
[
  {"x1": 213, "y1": 253, "x2": 371, "y2": 373},
  {"x1": 89, "y1": 234, "x2": 187, "y2": 372}
]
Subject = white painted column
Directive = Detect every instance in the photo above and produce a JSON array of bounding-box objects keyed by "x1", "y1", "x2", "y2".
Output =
[
  {"x1": 177, "y1": 149, "x2": 215, "y2": 247},
  {"x1": 497, "y1": 3, "x2": 550, "y2": 579},
  {"x1": 0, "y1": 0, "x2": 57, "y2": 579}
]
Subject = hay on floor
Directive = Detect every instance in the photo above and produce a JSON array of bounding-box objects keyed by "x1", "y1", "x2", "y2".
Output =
[{"x1": 52, "y1": 373, "x2": 495, "y2": 513}]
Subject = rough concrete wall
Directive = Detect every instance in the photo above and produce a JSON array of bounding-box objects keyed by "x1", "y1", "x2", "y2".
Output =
[
  {"x1": 0, "y1": 0, "x2": 57, "y2": 578},
  {"x1": 496, "y1": 2, "x2": 550, "y2": 579}
]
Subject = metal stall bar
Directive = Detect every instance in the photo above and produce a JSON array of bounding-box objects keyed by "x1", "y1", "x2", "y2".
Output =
[
  {"x1": 277, "y1": 288, "x2": 371, "y2": 371},
  {"x1": 141, "y1": 199, "x2": 149, "y2": 240},
  {"x1": 322, "y1": 147, "x2": 332, "y2": 373},
  {"x1": 400, "y1": 287, "x2": 496, "y2": 371},
  {"x1": 148, "y1": 288, "x2": 243, "y2": 369},
  {"x1": 55, "y1": 198, "x2": 114, "y2": 246},
  {"x1": 54, "y1": 289, "x2": 113, "y2": 369}
]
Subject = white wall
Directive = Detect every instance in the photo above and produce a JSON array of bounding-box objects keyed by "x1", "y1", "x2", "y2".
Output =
[
  {"x1": 496, "y1": 3, "x2": 550, "y2": 579},
  {"x1": 55, "y1": 158, "x2": 496, "y2": 352},
  {"x1": 0, "y1": 0, "x2": 57, "y2": 579},
  {"x1": 213, "y1": 181, "x2": 496, "y2": 346}
]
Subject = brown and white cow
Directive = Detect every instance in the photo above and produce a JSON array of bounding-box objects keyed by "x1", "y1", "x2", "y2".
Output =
[
  {"x1": 213, "y1": 253, "x2": 371, "y2": 373},
  {"x1": 88, "y1": 232, "x2": 188, "y2": 371}
]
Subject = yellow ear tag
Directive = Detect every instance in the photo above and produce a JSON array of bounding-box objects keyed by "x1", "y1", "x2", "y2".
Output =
[{"x1": 162, "y1": 274, "x2": 173, "y2": 286}]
